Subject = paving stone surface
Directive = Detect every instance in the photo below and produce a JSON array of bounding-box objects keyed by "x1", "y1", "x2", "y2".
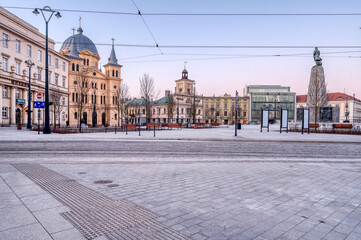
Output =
[{"x1": 45, "y1": 161, "x2": 361, "y2": 240}]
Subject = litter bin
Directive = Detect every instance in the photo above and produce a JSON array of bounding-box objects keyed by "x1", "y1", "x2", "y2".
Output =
[
  {"x1": 237, "y1": 123, "x2": 242, "y2": 130},
  {"x1": 17, "y1": 124, "x2": 22, "y2": 130}
]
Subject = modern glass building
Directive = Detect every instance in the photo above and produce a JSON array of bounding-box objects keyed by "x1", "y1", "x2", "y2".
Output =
[{"x1": 244, "y1": 85, "x2": 296, "y2": 123}]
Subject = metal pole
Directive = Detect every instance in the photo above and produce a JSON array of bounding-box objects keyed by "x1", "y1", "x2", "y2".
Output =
[
  {"x1": 235, "y1": 90, "x2": 238, "y2": 136},
  {"x1": 154, "y1": 125, "x2": 155, "y2": 137},
  {"x1": 193, "y1": 86, "x2": 196, "y2": 124},
  {"x1": 43, "y1": 20, "x2": 51, "y2": 134},
  {"x1": 126, "y1": 125, "x2": 128, "y2": 135},
  {"x1": 38, "y1": 109, "x2": 40, "y2": 134},
  {"x1": 26, "y1": 60, "x2": 34, "y2": 129},
  {"x1": 115, "y1": 125, "x2": 116, "y2": 134},
  {"x1": 177, "y1": 98, "x2": 179, "y2": 123}
]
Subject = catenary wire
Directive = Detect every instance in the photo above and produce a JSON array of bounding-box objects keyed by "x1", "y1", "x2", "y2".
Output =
[{"x1": 4, "y1": 6, "x2": 361, "y2": 16}]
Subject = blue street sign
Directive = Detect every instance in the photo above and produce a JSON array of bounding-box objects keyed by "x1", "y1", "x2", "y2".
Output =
[{"x1": 33, "y1": 101, "x2": 45, "y2": 109}]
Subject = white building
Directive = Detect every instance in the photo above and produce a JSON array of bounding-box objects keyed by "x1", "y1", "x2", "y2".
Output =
[
  {"x1": 296, "y1": 92, "x2": 361, "y2": 123},
  {"x1": 0, "y1": 7, "x2": 69, "y2": 127}
]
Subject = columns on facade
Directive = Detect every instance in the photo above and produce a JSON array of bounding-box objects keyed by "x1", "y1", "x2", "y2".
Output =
[
  {"x1": 10, "y1": 87, "x2": 16, "y2": 125},
  {"x1": 0, "y1": 84, "x2": 2, "y2": 125}
]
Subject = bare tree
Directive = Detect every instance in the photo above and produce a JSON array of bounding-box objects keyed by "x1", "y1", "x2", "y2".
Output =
[
  {"x1": 139, "y1": 73, "x2": 156, "y2": 124},
  {"x1": 73, "y1": 68, "x2": 92, "y2": 132},
  {"x1": 115, "y1": 82, "x2": 130, "y2": 127},
  {"x1": 166, "y1": 93, "x2": 175, "y2": 123},
  {"x1": 50, "y1": 90, "x2": 66, "y2": 130}
]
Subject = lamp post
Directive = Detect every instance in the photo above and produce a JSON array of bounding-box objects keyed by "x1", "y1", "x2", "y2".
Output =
[
  {"x1": 25, "y1": 60, "x2": 34, "y2": 129},
  {"x1": 92, "y1": 87, "x2": 97, "y2": 127},
  {"x1": 193, "y1": 84, "x2": 196, "y2": 124},
  {"x1": 33, "y1": 6, "x2": 61, "y2": 134},
  {"x1": 176, "y1": 97, "x2": 179, "y2": 123}
]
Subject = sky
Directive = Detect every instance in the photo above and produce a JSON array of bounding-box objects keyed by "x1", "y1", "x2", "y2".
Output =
[{"x1": 2, "y1": 0, "x2": 361, "y2": 98}]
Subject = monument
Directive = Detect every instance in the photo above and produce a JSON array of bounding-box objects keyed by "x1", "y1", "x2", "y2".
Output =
[
  {"x1": 307, "y1": 47, "x2": 327, "y2": 109},
  {"x1": 297, "y1": 48, "x2": 339, "y2": 123}
]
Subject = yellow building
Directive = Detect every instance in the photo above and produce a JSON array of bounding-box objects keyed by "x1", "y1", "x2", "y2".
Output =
[
  {"x1": 203, "y1": 94, "x2": 249, "y2": 124},
  {"x1": 59, "y1": 22, "x2": 122, "y2": 127}
]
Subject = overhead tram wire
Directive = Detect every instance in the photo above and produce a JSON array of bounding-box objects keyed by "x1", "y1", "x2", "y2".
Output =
[
  {"x1": 5, "y1": 6, "x2": 361, "y2": 16},
  {"x1": 129, "y1": 0, "x2": 163, "y2": 55}
]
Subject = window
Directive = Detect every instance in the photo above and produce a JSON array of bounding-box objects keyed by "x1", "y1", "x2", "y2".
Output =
[
  {"x1": 37, "y1": 69, "x2": 42, "y2": 80},
  {"x1": 198, "y1": 109, "x2": 201, "y2": 114},
  {"x1": 224, "y1": 111, "x2": 227, "y2": 117},
  {"x1": 2, "y1": 86, "x2": 8, "y2": 98},
  {"x1": 72, "y1": 63, "x2": 75, "y2": 71},
  {"x1": 76, "y1": 64, "x2": 79, "y2": 71},
  {"x1": 27, "y1": 45, "x2": 31, "y2": 57},
  {"x1": 62, "y1": 62, "x2": 65, "y2": 71},
  {"x1": 2, "y1": 33, "x2": 8, "y2": 47},
  {"x1": 15, "y1": 62, "x2": 20, "y2": 75},
  {"x1": 181, "y1": 108, "x2": 184, "y2": 114},
  {"x1": 142, "y1": 109, "x2": 145, "y2": 114},
  {"x1": 16, "y1": 89, "x2": 20, "y2": 99},
  {"x1": 55, "y1": 75, "x2": 59, "y2": 85},
  {"x1": 116, "y1": 70, "x2": 118, "y2": 77},
  {"x1": 74, "y1": 112, "x2": 77, "y2": 119},
  {"x1": 164, "y1": 108, "x2": 166, "y2": 114},
  {"x1": 104, "y1": 84, "x2": 106, "y2": 89},
  {"x1": 115, "y1": 113, "x2": 117, "y2": 120},
  {"x1": 55, "y1": 58, "x2": 58, "y2": 68},
  {"x1": 38, "y1": 50, "x2": 42, "y2": 61},
  {"x1": 86, "y1": 59, "x2": 89, "y2": 66},
  {"x1": 16, "y1": 40, "x2": 20, "y2": 52},
  {"x1": 103, "y1": 96, "x2": 105, "y2": 104},
  {"x1": 112, "y1": 70, "x2": 114, "y2": 77},
  {"x1": 62, "y1": 77, "x2": 66, "y2": 87},
  {"x1": 2, "y1": 58, "x2": 8, "y2": 71},
  {"x1": 61, "y1": 112, "x2": 65, "y2": 120},
  {"x1": 112, "y1": 96, "x2": 114, "y2": 104},
  {"x1": 72, "y1": 93, "x2": 74, "y2": 102},
  {"x1": 2, "y1": 107, "x2": 7, "y2": 118},
  {"x1": 62, "y1": 97, "x2": 65, "y2": 106},
  {"x1": 101, "y1": 96, "x2": 102, "y2": 104},
  {"x1": 48, "y1": 55, "x2": 51, "y2": 65},
  {"x1": 101, "y1": 84, "x2": 103, "y2": 90},
  {"x1": 48, "y1": 72, "x2": 51, "y2": 82}
]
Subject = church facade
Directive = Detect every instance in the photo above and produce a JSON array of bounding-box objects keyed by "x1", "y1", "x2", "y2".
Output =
[{"x1": 59, "y1": 22, "x2": 122, "y2": 127}]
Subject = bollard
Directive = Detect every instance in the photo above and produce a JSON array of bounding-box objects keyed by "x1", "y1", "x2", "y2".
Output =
[
  {"x1": 38, "y1": 124, "x2": 40, "y2": 134},
  {"x1": 154, "y1": 125, "x2": 155, "y2": 137},
  {"x1": 115, "y1": 125, "x2": 116, "y2": 134},
  {"x1": 139, "y1": 124, "x2": 140, "y2": 136},
  {"x1": 126, "y1": 125, "x2": 128, "y2": 135}
]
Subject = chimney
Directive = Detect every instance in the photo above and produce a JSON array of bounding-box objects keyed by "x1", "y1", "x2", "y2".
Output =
[{"x1": 165, "y1": 90, "x2": 170, "y2": 96}]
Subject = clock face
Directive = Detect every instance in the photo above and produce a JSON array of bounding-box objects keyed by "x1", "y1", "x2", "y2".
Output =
[{"x1": 93, "y1": 72, "x2": 96, "y2": 76}]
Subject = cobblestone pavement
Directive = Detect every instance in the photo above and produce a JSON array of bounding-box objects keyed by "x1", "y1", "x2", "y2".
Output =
[
  {"x1": 1, "y1": 140, "x2": 361, "y2": 163},
  {"x1": 44, "y1": 161, "x2": 361, "y2": 240},
  {"x1": 1, "y1": 139, "x2": 361, "y2": 239}
]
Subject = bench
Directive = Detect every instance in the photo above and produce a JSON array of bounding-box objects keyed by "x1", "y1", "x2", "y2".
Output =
[
  {"x1": 146, "y1": 123, "x2": 161, "y2": 130},
  {"x1": 333, "y1": 124, "x2": 352, "y2": 129},
  {"x1": 121, "y1": 124, "x2": 137, "y2": 130},
  {"x1": 309, "y1": 123, "x2": 319, "y2": 128},
  {"x1": 168, "y1": 123, "x2": 182, "y2": 129}
]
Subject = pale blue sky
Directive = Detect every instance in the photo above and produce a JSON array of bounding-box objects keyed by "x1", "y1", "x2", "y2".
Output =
[{"x1": 2, "y1": 0, "x2": 361, "y2": 98}]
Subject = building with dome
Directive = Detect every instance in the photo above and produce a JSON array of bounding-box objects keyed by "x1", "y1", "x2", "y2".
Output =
[{"x1": 60, "y1": 20, "x2": 122, "y2": 127}]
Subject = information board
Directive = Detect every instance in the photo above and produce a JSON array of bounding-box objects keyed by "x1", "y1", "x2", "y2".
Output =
[
  {"x1": 281, "y1": 109, "x2": 288, "y2": 128},
  {"x1": 262, "y1": 110, "x2": 269, "y2": 128},
  {"x1": 303, "y1": 109, "x2": 309, "y2": 129}
]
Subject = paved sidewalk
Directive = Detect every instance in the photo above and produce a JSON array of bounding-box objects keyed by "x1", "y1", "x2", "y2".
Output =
[{"x1": 0, "y1": 164, "x2": 86, "y2": 240}]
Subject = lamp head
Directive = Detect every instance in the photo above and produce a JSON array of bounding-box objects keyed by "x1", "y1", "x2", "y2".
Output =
[
  {"x1": 55, "y1": 12, "x2": 62, "y2": 18},
  {"x1": 33, "y1": 8, "x2": 40, "y2": 15}
]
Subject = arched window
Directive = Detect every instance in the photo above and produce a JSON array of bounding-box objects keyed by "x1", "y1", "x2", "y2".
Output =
[
  {"x1": 75, "y1": 93, "x2": 78, "y2": 102},
  {"x1": 100, "y1": 96, "x2": 103, "y2": 104},
  {"x1": 74, "y1": 112, "x2": 77, "y2": 119},
  {"x1": 83, "y1": 59, "x2": 86, "y2": 65},
  {"x1": 115, "y1": 113, "x2": 117, "y2": 120},
  {"x1": 72, "y1": 93, "x2": 74, "y2": 102},
  {"x1": 87, "y1": 59, "x2": 89, "y2": 66},
  {"x1": 112, "y1": 96, "x2": 114, "y2": 104},
  {"x1": 103, "y1": 96, "x2": 106, "y2": 104},
  {"x1": 116, "y1": 71, "x2": 118, "y2": 77},
  {"x1": 72, "y1": 63, "x2": 75, "y2": 71},
  {"x1": 76, "y1": 64, "x2": 79, "y2": 71},
  {"x1": 112, "y1": 70, "x2": 115, "y2": 77}
]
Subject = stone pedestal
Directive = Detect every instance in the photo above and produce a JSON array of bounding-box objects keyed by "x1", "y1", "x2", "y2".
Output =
[{"x1": 307, "y1": 65, "x2": 327, "y2": 108}]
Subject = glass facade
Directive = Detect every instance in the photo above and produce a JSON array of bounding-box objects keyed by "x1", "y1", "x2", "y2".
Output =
[{"x1": 246, "y1": 86, "x2": 295, "y2": 122}]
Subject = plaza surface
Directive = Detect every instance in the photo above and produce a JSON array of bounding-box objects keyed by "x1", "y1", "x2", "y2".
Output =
[{"x1": 0, "y1": 125, "x2": 361, "y2": 240}]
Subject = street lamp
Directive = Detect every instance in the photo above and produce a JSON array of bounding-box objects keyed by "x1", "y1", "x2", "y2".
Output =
[
  {"x1": 176, "y1": 97, "x2": 179, "y2": 123},
  {"x1": 25, "y1": 60, "x2": 34, "y2": 129},
  {"x1": 235, "y1": 90, "x2": 238, "y2": 136},
  {"x1": 33, "y1": 6, "x2": 61, "y2": 134},
  {"x1": 92, "y1": 87, "x2": 97, "y2": 127}
]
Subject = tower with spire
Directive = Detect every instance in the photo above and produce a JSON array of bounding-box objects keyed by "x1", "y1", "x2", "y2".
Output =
[
  {"x1": 103, "y1": 38, "x2": 122, "y2": 79},
  {"x1": 175, "y1": 62, "x2": 194, "y2": 96}
]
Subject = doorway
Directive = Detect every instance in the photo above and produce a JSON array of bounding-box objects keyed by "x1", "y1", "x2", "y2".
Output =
[{"x1": 102, "y1": 113, "x2": 106, "y2": 125}]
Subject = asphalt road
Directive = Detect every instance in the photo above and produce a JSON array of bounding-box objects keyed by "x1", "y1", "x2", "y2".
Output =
[{"x1": 1, "y1": 140, "x2": 360, "y2": 163}]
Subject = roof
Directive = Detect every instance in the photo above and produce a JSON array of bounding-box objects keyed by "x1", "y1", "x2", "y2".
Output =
[
  {"x1": 127, "y1": 96, "x2": 173, "y2": 107},
  {"x1": 103, "y1": 44, "x2": 121, "y2": 67},
  {"x1": 297, "y1": 93, "x2": 361, "y2": 103},
  {"x1": 60, "y1": 27, "x2": 98, "y2": 55}
]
